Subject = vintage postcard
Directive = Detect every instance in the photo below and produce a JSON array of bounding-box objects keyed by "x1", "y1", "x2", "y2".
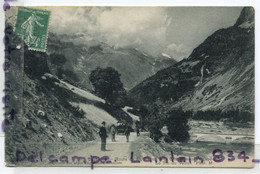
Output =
[{"x1": 4, "y1": 6, "x2": 255, "y2": 168}]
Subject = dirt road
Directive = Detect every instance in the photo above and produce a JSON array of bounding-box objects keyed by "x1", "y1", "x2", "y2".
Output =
[{"x1": 66, "y1": 133, "x2": 138, "y2": 166}]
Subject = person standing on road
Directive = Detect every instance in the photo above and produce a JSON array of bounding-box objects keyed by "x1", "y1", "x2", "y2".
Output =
[
  {"x1": 125, "y1": 125, "x2": 131, "y2": 142},
  {"x1": 135, "y1": 121, "x2": 141, "y2": 136},
  {"x1": 110, "y1": 124, "x2": 116, "y2": 142},
  {"x1": 136, "y1": 126, "x2": 140, "y2": 136},
  {"x1": 99, "y1": 121, "x2": 107, "y2": 151}
]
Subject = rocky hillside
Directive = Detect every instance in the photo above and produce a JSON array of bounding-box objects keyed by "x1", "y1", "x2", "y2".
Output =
[
  {"x1": 4, "y1": 27, "x2": 95, "y2": 164},
  {"x1": 46, "y1": 33, "x2": 176, "y2": 90},
  {"x1": 128, "y1": 7, "x2": 254, "y2": 113},
  {"x1": 4, "y1": 25, "x2": 131, "y2": 165}
]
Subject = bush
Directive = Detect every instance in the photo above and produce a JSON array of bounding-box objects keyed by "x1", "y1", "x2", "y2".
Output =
[
  {"x1": 192, "y1": 110, "x2": 222, "y2": 121},
  {"x1": 147, "y1": 119, "x2": 164, "y2": 142},
  {"x1": 166, "y1": 108, "x2": 191, "y2": 142},
  {"x1": 139, "y1": 104, "x2": 164, "y2": 142},
  {"x1": 192, "y1": 109, "x2": 254, "y2": 123}
]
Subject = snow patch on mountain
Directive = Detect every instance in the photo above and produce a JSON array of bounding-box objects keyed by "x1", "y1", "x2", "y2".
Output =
[
  {"x1": 70, "y1": 102, "x2": 117, "y2": 126},
  {"x1": 60, "y1": 80, "x2": 105, "y2": 103},
  {"x1": 123, "y1": 106, "x2": 140, "y2": 121},
  {"x1": 239, "y1": 21, "x2": 254, "y2": 29},
  {"x1": 161, "y1": 53, "x2": 171, "y2": 58}
]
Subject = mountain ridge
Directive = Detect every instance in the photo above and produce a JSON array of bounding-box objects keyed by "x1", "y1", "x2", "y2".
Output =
[
  {"x1": 46, "y1": 33, "x2": 177, "y2": 90},
  {"x1": 127, "y1": 7, "x2": 254, "y2": 113}
]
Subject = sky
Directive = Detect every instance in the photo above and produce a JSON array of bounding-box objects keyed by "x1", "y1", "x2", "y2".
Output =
[{"x1": 46, "y1": 7, "x2": 242, "y2": 61}]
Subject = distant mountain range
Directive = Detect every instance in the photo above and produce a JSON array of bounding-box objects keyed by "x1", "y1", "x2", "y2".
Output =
[
  {"x1": 5, "y1": 7, "x2": 255, "y2": 164},
  {"x1": 46, "y1": 34, "x2": 176, "y2": 90},
  {"x1": 128, "y1": 7, "x2": 254, "y2": 113}
]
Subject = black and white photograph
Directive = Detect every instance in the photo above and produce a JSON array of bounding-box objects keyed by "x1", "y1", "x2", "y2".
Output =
[{"x1": 4, "y1": 6, "x2": 255, "y2": 168}]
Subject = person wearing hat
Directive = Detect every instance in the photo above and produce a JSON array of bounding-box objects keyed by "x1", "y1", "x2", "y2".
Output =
[
  {"x1": 99, "y1": 121, "x2": 107, "y2": 151},
  {"x1": 125, "y1": 125, "x2": 131, "y2": 142},
  {"x1": 110, "y1": 124, "x2": 116, "y2": 142}
]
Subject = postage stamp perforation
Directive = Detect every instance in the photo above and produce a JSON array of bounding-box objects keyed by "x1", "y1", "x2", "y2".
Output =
[{"x1": 14, "y1": 6, "x2": 51, "y2": 52}]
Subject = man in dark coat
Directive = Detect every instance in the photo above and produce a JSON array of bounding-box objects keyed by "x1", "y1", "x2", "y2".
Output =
[
  {"x1": 125, "y1": 125, "x2": 131, "y2": 142},
  {"x1": 99, "y1": 121, "x2": 107, "y2": 151}
]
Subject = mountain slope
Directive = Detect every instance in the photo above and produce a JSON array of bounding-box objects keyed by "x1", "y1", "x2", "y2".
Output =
[
  {"x1": 5, "y1": 25, "x2": 132, "y2": 164},
  {"x1": 47, "y1": 34, "x2": 176, "y2": 90},
  {"x1": 128, "y1": 7, "x2": 254, "y2": 113}
]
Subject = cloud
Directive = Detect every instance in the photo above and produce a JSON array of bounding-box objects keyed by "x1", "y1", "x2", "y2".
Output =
[
  {"x1": 164, "y1": 43, "x2": 192, "y2": 61},
  {"x1": 48, "y1": 7, "x2": 169, "y2": 56},
  {"x1": 46, "y1": 7, "x2": 242, "y2": 60}
]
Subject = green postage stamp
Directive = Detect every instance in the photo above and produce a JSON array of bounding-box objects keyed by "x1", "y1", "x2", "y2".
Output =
[{"x1": 15, "y1": 7, "x2": 50, "y2": 52}]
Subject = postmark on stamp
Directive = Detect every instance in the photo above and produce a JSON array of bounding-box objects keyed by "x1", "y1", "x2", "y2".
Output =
[{"x1": 14, "y1": 7, "x2": 50, "y2": 52}]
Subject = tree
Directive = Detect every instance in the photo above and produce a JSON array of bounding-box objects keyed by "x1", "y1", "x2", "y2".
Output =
[
  {"x1": 89, "y1": 67, "x2": 126, "y2": 107},
  {"x1": 138, "y1": 105, "x2": 149, "y2": 130},
  {"x1": 140, "y1": 104, "x2": 164, "y2": 142},
  {"x1": 166, "y1": 108, "x2": 191, "y2": 142}
]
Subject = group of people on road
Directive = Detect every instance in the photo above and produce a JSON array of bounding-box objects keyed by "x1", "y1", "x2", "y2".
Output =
[{"x1": 98, "y1": 121, "x2": 140, "y2": 151}]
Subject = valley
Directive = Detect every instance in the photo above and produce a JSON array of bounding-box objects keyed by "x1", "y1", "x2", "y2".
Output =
[{"x1": 4, "y1": 7, "x2": 255, "y2": 167}]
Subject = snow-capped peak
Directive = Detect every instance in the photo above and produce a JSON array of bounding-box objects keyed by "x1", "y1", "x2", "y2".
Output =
[{"x1": 161, "y1": 53, "x2": 171, "y2": 58}]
